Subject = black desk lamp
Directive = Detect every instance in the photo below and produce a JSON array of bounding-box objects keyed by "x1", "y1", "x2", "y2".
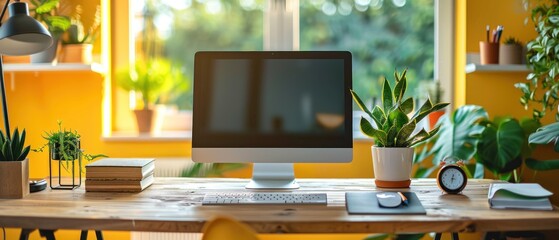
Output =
[{"x1": 0, "y1": 0, "x2": 52, "y2": 139}]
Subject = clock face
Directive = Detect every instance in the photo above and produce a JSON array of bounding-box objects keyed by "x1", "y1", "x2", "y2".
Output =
[{"x1": 438, "y1": 165, "x2": 467, "y2": 194}]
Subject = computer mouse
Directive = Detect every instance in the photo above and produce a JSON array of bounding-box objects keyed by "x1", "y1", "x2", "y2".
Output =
[{"x1": 376, "y1": 192, "x2": 402, "y2": 208}]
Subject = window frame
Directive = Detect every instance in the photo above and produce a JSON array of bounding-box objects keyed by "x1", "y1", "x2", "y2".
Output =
[{"x1": 107, "y1": 0, "x2": 455, "y2": 139}]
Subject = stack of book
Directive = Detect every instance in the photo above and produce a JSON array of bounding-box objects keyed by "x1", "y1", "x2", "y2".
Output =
[{"x1": 85, "y1": 158, "x2": 155, "y2": 192}]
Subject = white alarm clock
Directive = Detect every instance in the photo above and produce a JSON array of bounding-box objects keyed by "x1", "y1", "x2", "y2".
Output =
[{"x1": 436, "y1": 157, "x2": 468, "y2": 194}]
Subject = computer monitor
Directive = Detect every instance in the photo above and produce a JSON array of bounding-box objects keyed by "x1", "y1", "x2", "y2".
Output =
[{"x1": 192, "y1": 51, "x2": 352, "y2": 189}]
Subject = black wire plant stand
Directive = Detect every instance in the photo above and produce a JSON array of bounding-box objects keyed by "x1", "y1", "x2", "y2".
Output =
[{"x1": 48, "y1": 141, "x2": 82, "y2": 190}]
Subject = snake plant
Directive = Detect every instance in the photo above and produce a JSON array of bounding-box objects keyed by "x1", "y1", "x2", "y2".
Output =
[
  {"x1": 0, "y1": 128, "x2": 31, "y2": 162},
  {"x1": 350, "y1": 69, "x2": 449, "y2": 147}
]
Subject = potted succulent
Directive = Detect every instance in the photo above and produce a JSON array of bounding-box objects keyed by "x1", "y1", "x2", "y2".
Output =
[
  {"x1": 0, "y1": 128, "x2": 31, "y2": 198},
  {"x1": 117, "y1": 58, "x2": 178, "y2": 133},
  {"x1": 499, "y1": 37, "x2": 523, "y2": 65},
  {"x1": 29, "y1": 0, "x2": 71, "y2": 63},
  {"x1": 350, "y1": 69, "x2": 449, "y2": 188},
  {"x1": 60, "y1": 5, "x2": 100, "y2": 64}
]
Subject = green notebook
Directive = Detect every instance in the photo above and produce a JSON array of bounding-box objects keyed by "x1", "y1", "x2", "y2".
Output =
[{"x1": 346, "y1": 191, "x2": 426, "y2": 215}]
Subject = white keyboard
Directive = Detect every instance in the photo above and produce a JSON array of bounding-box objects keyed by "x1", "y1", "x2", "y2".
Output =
[{"x1": 202, "y1": 192, "x2": 327, "y2": 205}]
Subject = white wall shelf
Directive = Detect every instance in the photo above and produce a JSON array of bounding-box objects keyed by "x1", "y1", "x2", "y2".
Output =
[
  {"x1": 2, "y1": 63, "x2": 105, "y2": 74},
  {"x1": 465, "y1": 63, "x2": 530, "y2": 74}
]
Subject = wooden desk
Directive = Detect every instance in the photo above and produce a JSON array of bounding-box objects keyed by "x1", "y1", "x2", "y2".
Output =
[{"x1": 0, "y1": 178, "x2": 558, "y2": 234}]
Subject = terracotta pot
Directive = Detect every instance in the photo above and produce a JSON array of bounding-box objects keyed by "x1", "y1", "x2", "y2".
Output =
[
  {"x1": 372, "y1": 146, "x2": 414, "y2": 188},
  {"x1": 428, "y1": 110, "x2": 445, "y2": 130},
  {"x1": 0, "y1": 158, "x2": 30, "y2": 199},
  {"x1": 499, "y1": 44, "x2": 523, "y2": 65},
  {"x1": 134, "y1": 109, "x2": 154, "y2": 133},
  {"x1": 60, "y1": 44, "x2": 93, "y2": 64}
]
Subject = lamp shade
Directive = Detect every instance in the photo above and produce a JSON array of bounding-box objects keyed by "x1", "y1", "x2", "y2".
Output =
[{"x1": 0, "y1": 2, "x2": 52, "y2": 56}]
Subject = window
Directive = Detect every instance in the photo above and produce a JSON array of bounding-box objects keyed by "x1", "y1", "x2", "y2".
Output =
[
  {"x1": 299, "y1": 0, "x2": 435, "y2": 106},
  {"x1": 124, "y1": 0, "x2": 451, "y2": 137}
]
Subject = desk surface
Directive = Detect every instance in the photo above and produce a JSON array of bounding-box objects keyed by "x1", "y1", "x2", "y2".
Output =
[{"x1": 0, "y1": 178, "x2": 558, "y2": 234}]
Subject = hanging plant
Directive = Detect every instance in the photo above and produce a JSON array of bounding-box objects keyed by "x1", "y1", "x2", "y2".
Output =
[{"x1": 515, "y1": 0, "x2": 559, "y2": 121}]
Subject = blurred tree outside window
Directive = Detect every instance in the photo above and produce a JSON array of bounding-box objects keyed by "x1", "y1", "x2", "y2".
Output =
[{"x1": 132, "y1": 0, "x2": 434, "y2": 133}]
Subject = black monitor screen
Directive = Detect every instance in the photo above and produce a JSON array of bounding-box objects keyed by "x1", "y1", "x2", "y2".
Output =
[{"x1": 193, "y1": 51, "x2": 352, "y2": 148}]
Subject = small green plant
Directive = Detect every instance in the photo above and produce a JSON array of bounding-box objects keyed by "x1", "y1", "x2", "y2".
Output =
[
  {"x1": 117, "y1": 58, "x2": 184, "y2": 110},
  {"x1": 350, "y1": 69, "x2": 449, "y2": 147},
  {"x1": 34, "y1": 121, "x2": 106, "y2": 169},
  {"x1": 417, "y1": 80, "x2": 443, "y2": 104},
  {"x1": 0, "y1": 128, "x2": 31, "y2": 162},
  {"x1": 63, "y1": 5, "x2": 101, "y2": 44},
  {"x1": 29, "y1": 0, "x2": 71, "y2": 36},
  {"x1": 503, "y1": 37, "x2": 522, "y2": 45}
]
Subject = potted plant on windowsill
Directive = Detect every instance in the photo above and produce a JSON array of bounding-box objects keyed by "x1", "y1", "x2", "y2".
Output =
[
  {"x1": 350, "y1": 69, "x2": 449, "y2": 188},
  {"x1": 117, "y1": 58, "x2": 179, "y2": 133},
  {"x1": 60, "y1": 5, "x2": 100, "y2": 64},
  {"x1": 418, "y1": 80, "x2": 446, "y2": 130},
  {"x1": 0, "y1": 128, "x2": 31, "y2": 199}
]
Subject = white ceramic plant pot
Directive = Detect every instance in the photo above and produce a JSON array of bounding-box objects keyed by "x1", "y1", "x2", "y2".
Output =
[{"x1": 371, "y1": 146, "x2": 414, "y2": 188}]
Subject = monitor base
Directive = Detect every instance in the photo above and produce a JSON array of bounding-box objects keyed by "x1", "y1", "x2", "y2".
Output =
[{"x1": 245, "y1": 163, "x2": 300, "y2": 189}]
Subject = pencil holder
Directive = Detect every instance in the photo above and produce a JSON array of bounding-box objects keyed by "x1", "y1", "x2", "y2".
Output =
[{"x1": 479, "y1": 41, "x2": 499, "y2": 64}]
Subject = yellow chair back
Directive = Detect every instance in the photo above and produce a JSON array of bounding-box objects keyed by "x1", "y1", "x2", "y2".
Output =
[{"x1": 202, "y1": 216, "x2": 260, "y2": 240}]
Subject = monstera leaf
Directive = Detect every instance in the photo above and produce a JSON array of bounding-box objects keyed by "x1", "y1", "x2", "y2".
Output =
[
  {"x1": 476, "y1": 118, "x2": 525, "y2": 174},
  {"x1": 525, "y1": 122, "x2": 559, "y2": 171},
  {"x1": 529, "y1": 121, "x2": 559, "y2": 152},
  {"x1": 430, "y1": 105, "x2": 488, "y2": 166}
]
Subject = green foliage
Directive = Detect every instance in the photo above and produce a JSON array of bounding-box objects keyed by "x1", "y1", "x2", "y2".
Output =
[
  {"x1": 117, "y1": 58, "x2": 188, "y2": 110},
  {"x1": 41, "y1": 121, "x2": 81, "y2": 161},
  {"x1": 29, "y1": 0, "x2": 71, "y2": 35},
  {"x1": 0, "y1": 128, "x2": 31, "y2": 162},
  {"x1": 300, "y1": 0, "x2": 435, "y2": 105},
  {"x1": 423, "y1": 105, "x2": 488, "y2": 178},
  {"x1": 180, "y1": 163, "x2": 246, "y2": 177},
  {"x1": 475, "y1": 117, "x2": 540, "y2": 182},
  {"x1": 525, "y1": 121, "x2": 559, "y2": 171},
  {"x1": 33, "y1": 121, "x2": 107, "y2": 170},
  {"x1": 424, "y1": 105, "x2": 559, "y2": 182},
  {"x1": 351, "y1": 69, "x2": 449, "y2": 147},
  {"x1": 63, "y1": 5, "x2": 101, "y2": 44},
  {"x1": 516, "y1": 1, "x2": 559, "y2": 121},
  {"x1": 503, "y1": 37, "x2": 522, "y2": 45},
  {"x1": 528, "y1": 121, "x2": 559, "y2": 150},
  {"x1": 416, "y1": 80, "x2": 443, "y2": 104}
]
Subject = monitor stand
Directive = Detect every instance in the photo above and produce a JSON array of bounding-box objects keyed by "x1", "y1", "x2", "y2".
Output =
[{"x1": 245, "y1": 163, "x2": 300, "y2": 189}]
